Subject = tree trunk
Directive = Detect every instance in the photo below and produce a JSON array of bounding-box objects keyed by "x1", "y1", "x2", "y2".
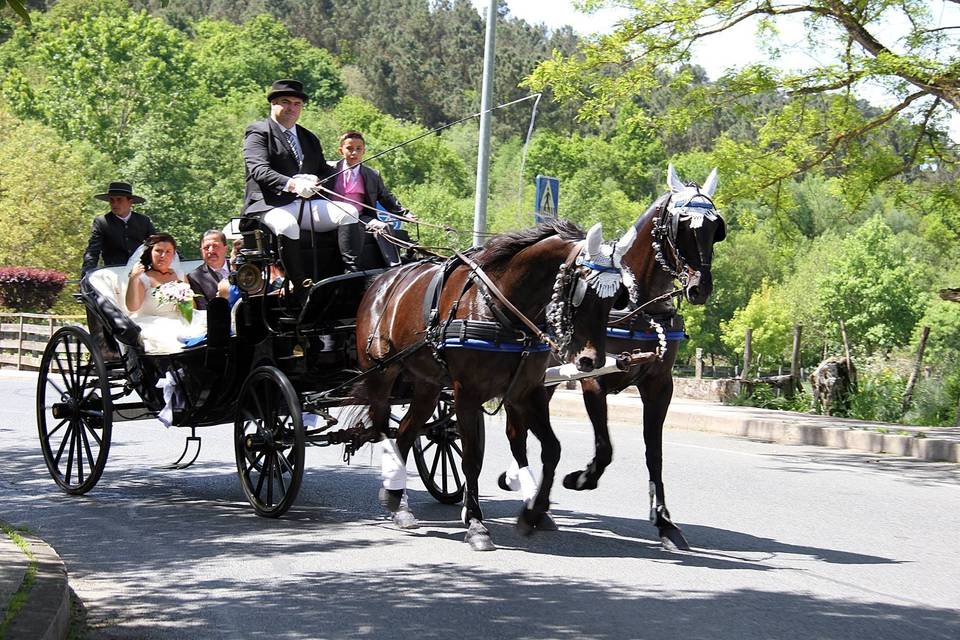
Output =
[
  {"x1": 901, "y1": 326, "x2": 930, "y2": 417},
  {"x1": 741, "y1": 328, "x2": 752, "y2": 381}
]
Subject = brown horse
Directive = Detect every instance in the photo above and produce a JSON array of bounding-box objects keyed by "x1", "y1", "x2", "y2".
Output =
[
  {"x1": 353, "y1": 220, "x2": 635, "y2": 551},
  {"x1": 501, "y1": 165, "x2": 725, "y2": 550}
]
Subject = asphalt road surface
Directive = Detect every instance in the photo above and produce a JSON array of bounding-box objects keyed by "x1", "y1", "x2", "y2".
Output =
[{"x1": 2, "y1": 373, "x2": 959, "y2": 639}]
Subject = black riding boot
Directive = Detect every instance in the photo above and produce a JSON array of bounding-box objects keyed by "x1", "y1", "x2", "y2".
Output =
[
  {"x1": 338, "y1": 223, "x2": 365, "y2": 273},
  {"x1": 277, "y1": 236, "x2": 309, "y2": 305}
]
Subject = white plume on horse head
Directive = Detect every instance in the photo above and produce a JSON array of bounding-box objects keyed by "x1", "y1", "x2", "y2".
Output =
[
  {"x1": 584, "y1": 222, "x2": 604, "y2": 260},
  {"x1": 613, "y1": 224, "x2": 637, "y2": 264},
  {"x1": 702, "y1": 168, "x2": 719, "y2": 198},
  {"x1": 667, "y1": 163, "x2": 686, "y2": 193}
]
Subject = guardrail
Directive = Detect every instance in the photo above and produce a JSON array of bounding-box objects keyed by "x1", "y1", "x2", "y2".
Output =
[{"x1": 0, "y1": 313, "x2": 85, "y2": 371}]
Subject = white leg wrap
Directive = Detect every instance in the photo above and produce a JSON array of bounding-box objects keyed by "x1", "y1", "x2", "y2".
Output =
[
  {"x1": 504, "y1": 459, "x2": 521, "y2": 492},
  {"x1": 380, "y1": 439, "x2": 406, "y2": 491},
  {"x1": 518, "y1": 466, "x2": 538, "y2": 506}
]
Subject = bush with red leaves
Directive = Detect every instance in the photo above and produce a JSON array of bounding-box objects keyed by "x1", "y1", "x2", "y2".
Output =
[{"x1": 0, "y1": 267, "x2": 69, "y2": 312}]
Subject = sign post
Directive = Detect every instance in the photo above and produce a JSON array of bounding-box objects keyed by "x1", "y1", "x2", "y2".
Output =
[{"x1": 534, "y1": 175, "x2": 559, "y2": 224}]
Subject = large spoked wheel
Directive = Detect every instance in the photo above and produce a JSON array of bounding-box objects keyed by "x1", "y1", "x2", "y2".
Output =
[
  {"x1": 412, "y1": 398, "x2": 484, "y2": 505},
  {"x1": 36, "y1": 326, "x2": 113, "y2": 495},
  {"x1": 234, "y1": 366, "x2": 305, "y2": 518}
]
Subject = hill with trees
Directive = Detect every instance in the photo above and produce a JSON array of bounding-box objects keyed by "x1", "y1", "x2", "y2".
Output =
[{"x1": 2, "y1": 0, "x2": 959, "y2": 425}]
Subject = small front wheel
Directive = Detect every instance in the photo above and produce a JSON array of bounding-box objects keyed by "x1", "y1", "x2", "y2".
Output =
[
  {"x1": 36, "y1": 326, "x2": 113, "y2": 494},
  {"x1": 235, "y1": 366, "x2": 305, "y2": 517}
]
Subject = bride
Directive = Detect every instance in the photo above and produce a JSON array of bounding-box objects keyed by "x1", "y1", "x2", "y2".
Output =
[{"x1": 125, "y1": 233, "x2": 206, "y2": 354}]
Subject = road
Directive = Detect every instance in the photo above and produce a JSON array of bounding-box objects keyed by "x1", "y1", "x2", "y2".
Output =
[{"x1": 2, "y1": 373, "x2": 960, "y2": 639}]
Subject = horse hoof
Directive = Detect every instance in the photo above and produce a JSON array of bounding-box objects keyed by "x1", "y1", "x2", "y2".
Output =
[
  {"x1": 497, "y1": 472, "x2": 511, "y2": 492},
  {"x1": 378, "y1": 487, "x2": 403, "y2": 512},
  {"x1": 660, "y1": 527, "x2": 691, "y2": 552},
  {"x1": 536, "y1": 511, "x2": 559, "y2": 531},
  {"x1": 562, "y1": 470, "x2": 598, "y2": 491},
  {"x1": 392, "y1": 507, "x2": 420, "y2": 530},
  {"x1": 516, "y1": 507, "x2": 538, "y2": 537},
  {"x1": 465, "y1": 520, "x2": 495, "y2": 551}
]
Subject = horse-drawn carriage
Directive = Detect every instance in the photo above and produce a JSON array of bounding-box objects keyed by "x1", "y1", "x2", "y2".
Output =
[
  {"x1": 37, "y1": 164, "x2": 726, "y2": 552},
  {"x1": 36, "y1": 219, "x2": 468, "y2": 517}
]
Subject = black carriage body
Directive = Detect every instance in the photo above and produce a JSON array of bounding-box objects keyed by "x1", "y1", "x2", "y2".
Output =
[{"x1": 39, "y1": 224, "x2": 464, "y2": 516}]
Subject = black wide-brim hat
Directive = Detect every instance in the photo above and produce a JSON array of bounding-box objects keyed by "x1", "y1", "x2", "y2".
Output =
[
  {"x1": 267, "y1": 79, "x2": 309, "y2": 103},
  {"x1": 94, "y1": 181, "x2": 145, "y2": 204}
]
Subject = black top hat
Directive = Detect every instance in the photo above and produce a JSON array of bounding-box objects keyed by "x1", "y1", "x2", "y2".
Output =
[
  {"x1": 94, "y1": 181, "x2": 145, "y2": 204},
  {"x1": 267, "y1": 79, "x2": 309, "y2": 103}
]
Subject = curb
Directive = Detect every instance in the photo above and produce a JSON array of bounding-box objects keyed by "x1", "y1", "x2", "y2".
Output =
[
  {"x1": 2, "y1": 524, "x2": 70, "y2": 640},
  {"x1": 549, "y1": 391, "x2": 960, "y2": 463}
]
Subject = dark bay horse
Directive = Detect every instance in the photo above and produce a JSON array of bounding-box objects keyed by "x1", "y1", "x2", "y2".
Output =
[
  {"x1": 501, "y1": 165, "x2": 725, "y2": 550},
  {"x1": 353, "y1": 220, "x2": 635, "y2": 551}
]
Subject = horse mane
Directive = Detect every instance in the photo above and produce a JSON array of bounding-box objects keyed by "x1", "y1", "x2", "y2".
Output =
[
  {"x1": 474, "y1": 219, "x2": 585, "y2": 270},
  {"x1": 634, "y1": 193, "x2": 671, "y2": 230}
]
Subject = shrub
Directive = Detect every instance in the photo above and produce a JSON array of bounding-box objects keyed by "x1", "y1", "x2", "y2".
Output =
[
  {"x1": 728, "y1": 383, "x2": 812, "y2": 412},
  {"x1": 0, "y1": 267, "x2": 69, "y2": 312}
]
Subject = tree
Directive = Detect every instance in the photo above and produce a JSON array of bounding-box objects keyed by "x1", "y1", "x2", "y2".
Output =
[
  {"x1": 720, "y1": 280, "x2": 793, "y2": 364},
  {"x1": 0, "y1": 0, "x2": 199, "y2": 160},
  {"x1": 814, "y1": 215, "x2": 927, "y2": 353},
  {"x1": 0, "y1": 109, "x2": 115, "y2": 274},
  {"x1": 191, "y1": 15, "x2": 344, "y2": 107},
  {"x1": 527, "y1": 0, "x2": 959, "y2": 191}
]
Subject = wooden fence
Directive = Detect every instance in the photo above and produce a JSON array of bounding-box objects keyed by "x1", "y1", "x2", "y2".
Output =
[{"x1": 0, "y1": 313, "x2": 85, "y2": 371}]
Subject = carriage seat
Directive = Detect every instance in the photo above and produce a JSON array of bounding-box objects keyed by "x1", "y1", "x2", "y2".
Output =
[{"x1": 81, "y1": 260, "x2": 204, "y2": 354}]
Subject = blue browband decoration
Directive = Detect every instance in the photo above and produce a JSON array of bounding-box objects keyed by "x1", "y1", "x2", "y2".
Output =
[
  {"x1": 443, "y1": 338, "x2": 551, "y2": 352},
  {"x1": 578, "y1": 260, "x2": 619, "y2": 273},
  {"x1": 606, "y1": 328, "x2": 688, "y2": 341},
  {"x1": 682, "y1": 201, "x2": 715, "y2": 209}
]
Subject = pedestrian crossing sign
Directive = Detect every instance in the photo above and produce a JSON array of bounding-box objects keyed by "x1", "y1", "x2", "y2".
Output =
[{"x1": 534, "y1": 175, "x2": 559, "y2": 224}]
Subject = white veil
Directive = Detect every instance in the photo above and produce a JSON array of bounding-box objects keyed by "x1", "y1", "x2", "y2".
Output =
[{"x1": 125, "y1": 243, "x2": 185, "y2": 279}]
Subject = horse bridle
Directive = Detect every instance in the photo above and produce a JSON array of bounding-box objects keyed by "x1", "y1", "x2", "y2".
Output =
[{"x1": 651, "y1": 188, "x2": 721, "y2": 284}]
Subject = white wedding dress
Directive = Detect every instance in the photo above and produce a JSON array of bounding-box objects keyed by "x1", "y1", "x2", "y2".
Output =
[{"x1": 129, "y1": 273, "x2": 207, "y2": 354}]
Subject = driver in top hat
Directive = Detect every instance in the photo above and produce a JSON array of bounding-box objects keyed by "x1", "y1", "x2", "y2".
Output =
[
  {"x1": 242, "y1": 79, "x2": 381, "y2": 301},
  {"x1": 81, "y1": 181, "x2": 157, "y2": 276}
]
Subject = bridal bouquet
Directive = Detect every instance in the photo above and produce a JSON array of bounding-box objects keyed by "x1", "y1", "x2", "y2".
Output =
[{"x1": 153, "y1": 281, "x2": 196, "y2": 323}]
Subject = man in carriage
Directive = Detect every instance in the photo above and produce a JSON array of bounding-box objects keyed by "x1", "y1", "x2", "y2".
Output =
[{"x1": 241, "y1": 79, "x2": 399, "y2": 305}]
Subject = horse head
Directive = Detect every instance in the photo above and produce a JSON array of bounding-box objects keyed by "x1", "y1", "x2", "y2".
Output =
[
  {"x1": 661, "y1": 164, "x2": 725, "y2": 304},
  {"x1": 555, "y1": 222, "x2": 638, "y2": 371}
]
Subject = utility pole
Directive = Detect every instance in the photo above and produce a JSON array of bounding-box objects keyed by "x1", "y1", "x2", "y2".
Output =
[{"x1": 473, "y1": 0, "x2": 496, "y2": 247}]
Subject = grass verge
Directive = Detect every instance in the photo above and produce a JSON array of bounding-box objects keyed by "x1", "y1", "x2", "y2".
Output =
[{"x1": 0, "y1": 522, "x2": 38, "y2": 640}]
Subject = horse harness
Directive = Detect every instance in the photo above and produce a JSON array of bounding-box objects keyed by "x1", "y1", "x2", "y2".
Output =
[{"x1": 362, "y1": 239, "x2": 619, "y2": 412}]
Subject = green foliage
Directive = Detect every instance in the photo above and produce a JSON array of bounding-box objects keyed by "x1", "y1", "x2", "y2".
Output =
[
  {"x1": 528, "y1": 0, "x2": 958, "y2": 191},
  {"x1": 720, "y1": 280, "x2": 793, "y2": 364},
  {"x1": 192, "y1": 15, "x2": 344, "y2": 107},
  {"x1": 0, "y1": 109, "x2": 114, "y2": 274},
  {"x1": 904, "y1": 368, "x2": 960, "y2": 428},
  {"x1": 817, "y1": 216, "x2": 926, "y2": 353},
  {"x1": 728, "y1": 384, "x2": 810, "y2": 413},
  {"x1": 1, "y1": 0, "x2": 199, "y2": 160},
  {"x1": 849, "y1": 366, "x2": 907, "y2": 424}
]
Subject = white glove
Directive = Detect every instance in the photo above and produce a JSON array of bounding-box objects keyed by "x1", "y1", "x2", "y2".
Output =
[
  {"x1": 367, "y1": 219, "x2": 389, "y2": 232},
  {"x1": 291, "y1": 174, "x2": 319, "y2": 198}
]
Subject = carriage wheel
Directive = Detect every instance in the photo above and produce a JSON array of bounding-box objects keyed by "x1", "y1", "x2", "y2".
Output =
[
  {"x1": 235, "y1": 366, "x2": 305, "y2": 517},
  {"x1": 36, "y1": 326, "x2": 113, "y2": 495},
  {"x1": 411, "y1": 398, "x2": 484, "y2": 505}
]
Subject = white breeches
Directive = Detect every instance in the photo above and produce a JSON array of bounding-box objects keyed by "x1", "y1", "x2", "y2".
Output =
[{"x1": 262, "y1": 199, "x2": 361, "y2": 239}]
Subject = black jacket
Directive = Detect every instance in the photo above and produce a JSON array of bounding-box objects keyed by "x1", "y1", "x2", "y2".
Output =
[
  {"x1": 242, "y1": 118, "x2": 335, "y2": 216},
  {"x1": 81, "y1": 211, "x2": 157, "y2": 276},
  {"x1": 186, "y1": 263, "x2": 224, "y2": 310}
]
